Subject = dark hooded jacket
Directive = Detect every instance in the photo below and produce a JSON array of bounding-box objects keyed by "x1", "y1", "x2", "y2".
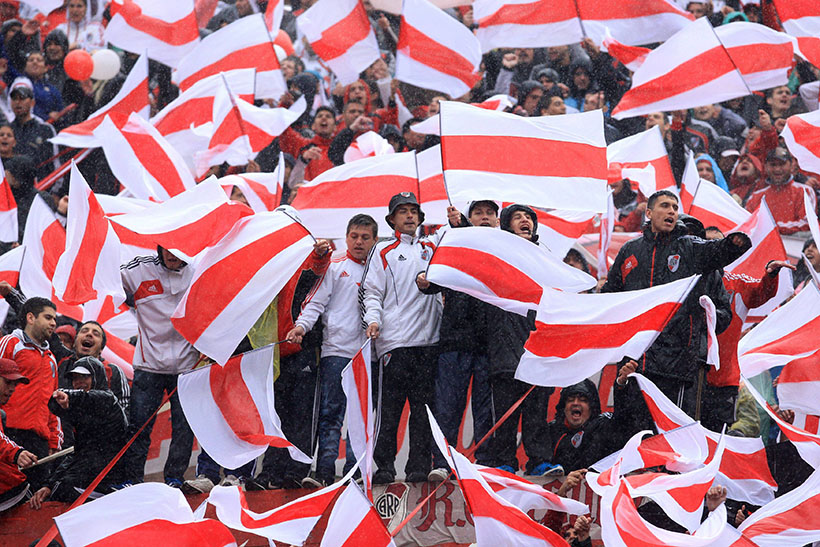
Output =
[
  {"x1": 601, "y1": 220, "x2": 747, "y2": 383},
  {"x1": 46, "y1": 357, "x2": 128, "y2": 495},
  {"x1": 547, "y1": 379, "x2": 624, "y2": 472}
]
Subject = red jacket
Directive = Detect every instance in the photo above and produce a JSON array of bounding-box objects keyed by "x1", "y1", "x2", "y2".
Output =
[
  {"x1": 0, "y1": 330, "x2": 61, "y2": 450},
  {"x1": 745, "y1": 181, "x2": 816, "y2": 235},
  {"x1": 279, "y1": 127, "x2": 334, "y2": 182},
  {"x1": 709, "y1": 271, "x2": 779, "y2": 387},
  {"x1": 0, "y1": 417, "x2": 26, "y2": 503}
]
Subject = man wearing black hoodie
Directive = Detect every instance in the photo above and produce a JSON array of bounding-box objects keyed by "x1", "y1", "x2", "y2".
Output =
[{"x1": 482, "y1": 204, "x2": 562, "y2": 476}]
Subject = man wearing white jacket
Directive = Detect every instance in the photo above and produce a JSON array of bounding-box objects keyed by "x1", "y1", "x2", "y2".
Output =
[
  {"x1": 360, "y1": 192, "x2": 443, "y2": 484},
  {"x1": 286, "y1": 214, "x2": 378, "y2": 488}
]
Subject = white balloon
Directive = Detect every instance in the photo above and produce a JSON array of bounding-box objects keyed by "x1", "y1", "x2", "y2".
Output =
[{"x1": 90, "y1": 49, "x2": 121, "y2": 81}]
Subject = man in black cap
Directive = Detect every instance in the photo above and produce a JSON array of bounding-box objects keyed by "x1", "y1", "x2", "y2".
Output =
[
  {"x1": 0, "y1": 357, "x2": 37, "y2": 512},
  {"x1": 360, "y1": 191, "x2": 442, "y2": 484},
  {"x1": 745, "y1": 147, "x2": 816, "y2": 235},
  {"x1": 9, "y1": 78, "x2": 57, "y2": 181}
]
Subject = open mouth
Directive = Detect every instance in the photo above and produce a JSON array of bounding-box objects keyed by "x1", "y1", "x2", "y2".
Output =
[
  {"x1": 81, "y1": 338, "x2": 94, "y2": 349},
  {"x1": 569, "y1": 408, "x2": 583, "y2": 418}
]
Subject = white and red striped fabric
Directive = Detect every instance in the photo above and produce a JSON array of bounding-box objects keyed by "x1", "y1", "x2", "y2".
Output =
[
  {"x1": 21, "y1": 1, "x2": 63, "y2": 14},
  {"x1": 54, "y1": 483, "x2": 236, "y2": 547},
  {"x1": 477, "y1": 466, "x2": 589, "y2": 516},
  {"x1": 320, "y1": 482, "x2": 396, "y2": 547},
  {"x1": 297, "y1": 0, "x2": 381, "y2": 86},
  {"x1": 736, "y1": 466, "x2": 820, "y2": 546},
  {"x1": 682, "y1": 173, "x2": 751, "y2": 234},
  {"x1": 174, "y1": 15, "x2": 285, "y2": 99},
  {"x1": 716, "y1": 22, "x2": 795, "y2": 92},
  {"x1": 206, "y1": 482, "x2": 345, "y2": 544},
  {"x1": 290, "y1": 151, "x2": 417, "y2": 239},
  {"x1": 795, "y1": 37, "x2": 820, "y2": 69},
  {"x1": 806, "y1": 189, "x2": 820, "y2": 253},
  {"x1": 19, "y1": 195, "x2": 82, "y2": 319},
  {"x1": 343, "y1": 131, "x2": 395, "y2": 164},
  {"x1": 53, "y1": 164, "x2": 126, "y2": 307},
  {"x1": 440, "y1": 102, "x2": 608, "y2": 212},
  {"x1": 772, "y1": 0, "x2": 820, "y2": 37},
  {"x1": 578, "y1": 0, "x2": 695, "y2": 47},
  {"x1": 744, "y1": 378, "x2": 820, "y2": 468},
  {"x1": 634, "y1": 373, "x2": 777, "y2": 506},
  {"x1": 0, "y1": 162, "x2": 17, "y2": 243},
  {"x1": 171, "y1": 210, "x2": 314, "y2": 364},
  {"x1": 415, "y1": 145, "x2": 453, "y2": 226},
  {"x1": 426, "y1": 226, "x2": 596, "y2": 316},
  {"x1": 699, "y1": 295, "x2": 719, "y2": 368},
  {"x1": 219, "y1": 171, "x2": 282, "y2": 213},
  {"x1": 531, "y1": 208, "x2": 596, "y2": 260},
  {"x1": 52, "y1": 54, "x2": 150, "y2": 148},
  {"x1": 0, "y1": 245, "x2": 25, "y2": 325},
  {"x1": 598, "y1": 192, "x2": 615, "y2": 279},
  {"x1": 475, "y1": 94, "x2": 516, "y2": 111},
  {"x1": 341, "y1": 339, "x2": 375, "y2": 500},
  {"x1": 178, "y1": 344, "x2": 310, "y2": 468},
  {"x1": 602, "y1": 33, "x2": 650, "y2": 72},
  {"x1": 109, "y1": 178, "x2": 253, "y2": 261},
  {"x1": 516, "y1": 275, "x2": 699, "y2": 388},
  {"x1": 473, "y1": 0, "x2": 582, "y2": 52},
  {"x1": 396, "y1": 0, "x2": 482, "y2": 99},
  {"x1": 95, "y1": 194, "x2": 157, "y2": 262},
  {"x1": 612, "y1": 18, "x2": 749, "y2": 120},
  {"x1": 106, "y1": 0, "x2": 200, "y2": 68},
  {"x1": 781, "y1": 109, "x2": 820, "y2": 176},
  {"x1": 94, "y1": 113, "x2": 196, "y2": 202},
  {"x1": 195, "y1": 87, "x2": 304, "y2": 175},
  {"x1": 265, "y1": 0, "x2": 283, "y2": 31},
  {"x1": 449, "y1": 449, "x2": 570, "y2": 546},
  {"x1": 607, "y1": 125, "x2": 676, "y2": 198}
]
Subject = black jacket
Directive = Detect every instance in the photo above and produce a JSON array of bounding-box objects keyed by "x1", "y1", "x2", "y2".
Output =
[{"x1": 601, "y1": 223, "x2": 749, "y2": 383}]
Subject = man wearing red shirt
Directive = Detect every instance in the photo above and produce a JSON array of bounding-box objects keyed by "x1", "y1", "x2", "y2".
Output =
[
  {"x1": 746, "y1": 147, "x2": 816, "y2": 235},
  {"x1": 279, "y1": 106, "x2": 337, "y2": 182}
]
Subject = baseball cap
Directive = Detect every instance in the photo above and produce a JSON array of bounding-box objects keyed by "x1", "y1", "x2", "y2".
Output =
[
  {"x1": 9, "y1": 77, "x2": 33, "y2": 99},
  {"x1": 0, "y1": 358, "x2": 29, "y2": 384},
  {"x1": 765, "y1": 146, "x2": 792, "y2": 163},
  {"x1": 71, "y1": 366, "x2": 92, "y2": 375},
  {"x1": 467, "y1": 200, "x2": 499, "y2": 216}
]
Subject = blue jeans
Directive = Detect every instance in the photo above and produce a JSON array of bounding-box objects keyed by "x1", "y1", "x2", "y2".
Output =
[
  {"x1": 433, "y1": 351, "x2": 492, "y2": 469},
  {"x1": 124, "y1": 369, "x2": 194, "y2": 482},
  {"x1": 316, "y1": 356, "x2": 357, "y2": 482},
  {"x1": 196, "y1": 450, "x2": 256, "y2": 483}
]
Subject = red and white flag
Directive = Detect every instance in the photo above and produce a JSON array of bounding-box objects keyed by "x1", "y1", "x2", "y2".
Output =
[
  {"x1": 341, "y1": 339, "x2": 375, "y2": 500},
  {"x1": 195, "y1": 86, "x2": 304, "y2": 175},
  {"x1": 598, "y1": 192, "x2": 615, "y2": 279},
  {"x1": 607, "y1": 125, "x2": 676, "y2": 198},
  {"x1": 426, "y1": 226, "x2": 596, "y2": 316},
  {"x1": 473, "y1": 0, "x2": 583, "y2": 53},
  {"x1": 52, "y1": 54, "x2": 150, "y2": 148},
  {"x1": 0, "y1": 162, "x2": 17, "y2": 243},
  {"x1": 0, "y1": 245, "x2": 25, "y2": 325},
  {"x1": 634, "y1": 373, "x2": 777, "y2": 505},
  {"x1": 612, "y1": 18, "x2": 749, "y2": 120},
  {"x1": 265, "y1": 0, "x2": 284, "y2": 31},
  {"x1": 478, "y1": 466, "x2": 589, "y2": 516},
  {"x1": 440, "y1": 102, "x2": 608, "y2": 212},
  {"x1": 178, "y1": 345, "x2": 310, "y2": 468},
  {"x1": 781, "y1": 109, "x2": 820, "y2": 176},
  {"x1": 415, "y1": 144, "x2": 461, "y2": 227},
  {"x1": 343, "y1": 131, "x2": 396, "y2": 164},
  {"x1": 219, "y1": 170, "x2": 282, "y2": 213},
  {"x1": 578, "y1": 0, "x2": 695, "y2": 47},
  {"x1": 174, "y1": 15, "x2": 285, "y2": 99},
  {"x1": 531, "y1": 208, "x2": 596, "y2": 260},
  {"x1": 396, "y1": 0, "x2": 482, "y2": 99},
  {"x1": 737, "y1": 466, "x2": 820, "y2": 545},
  {"x1": 206, "y1": 481, "x2": 345, "y2": 544},
  {"x1": 94, "y1": 113, "x2": 196, "y2": 202},
  {"x1": 290, "y1": 151, "x2": 417, "y2": 238},
  {"x1": 54, "y1": 483, "x2": 236, "y2": 547},
  {"x1": 297, "y1": 0, "x2": 381, "y2": 86},
  {"x1": 171, "y1": 210, "x2": 314, "y2": 364},
  {"x1": 699, "y1": 295, "x2": 720, "y2": 368},
  {"x1": 109, "y1": 178, "x2": 253, "y2": 261},
  {"x1": 716, "y1": 22, "x2": 795, "y2": 92},
  {"x1": 106, "y1": 0, "x2": 200, "y2": 68},
  {"x1": 19, "y1": 195, "x2": 82, "y2": 319},
  {"x1": 795, "y1": 36, "x2": 820, "y2": 69},
  {"x1": 772, "y1": 0, "x2": 820, "y2": 37},
  {"x1": 806, "y1": 189, "x2": 820, "y2": 256},
  {"x1": 682, "y1": 171, "x2": 751, "y2": 234},
  {"x1": 320, "y1": 482, "x2": 396, "y2": 547},
  {"x1": 516, "y1": 275, "x2": 699, "y2": 388},
  {"x1": 53, "y1": 164, "x2": 126, "y2": 307},
  {"x1": 602, "y1": 32, "x2": 650, "y2": 72},
  {"x1": 450, "y1": 449, "x2": 570, "y2": 546}
]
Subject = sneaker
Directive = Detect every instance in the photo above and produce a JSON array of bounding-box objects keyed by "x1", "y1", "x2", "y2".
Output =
[
  {"x1": 495, "y1": 465, "x2": 517, "y2": 474},
  {"x1": 165, "y1": 477, "x2": 184, "y2": 489},
  {"x1": 108, "y1": 481, "x2": 134, "y2": 492},
  {"x1": 373, "y1": 469, "x2": 395, "y2": 485},
  {"x1": 405, "y1": 471, "x2": 428, "y2": 483},
  {"x1": 427, "y1": 468, "x2": 449, "y2": 483},
  {"x1": 301, "y1": 475, "x2": 328, "y2": 489},
  {"x1": 219, "y1": 475, "x2": 241, "y2": 487},
  {"x1": 243, "y1": 477, "x2": 268, "y2": 491},
  {"x1": 527, "y1": 462, "x2": 564, "y2": 477},
  {"x1": 282, "y1": 476, "x2": 303, "y2": 489},
  {"x1": 182, "y1": 474, "x2": 215, "y2": 495}
]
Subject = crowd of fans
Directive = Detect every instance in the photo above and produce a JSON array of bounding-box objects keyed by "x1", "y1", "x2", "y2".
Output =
[{"x1": 0, "y1": 0, "x2": 819, "y2": 543}]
